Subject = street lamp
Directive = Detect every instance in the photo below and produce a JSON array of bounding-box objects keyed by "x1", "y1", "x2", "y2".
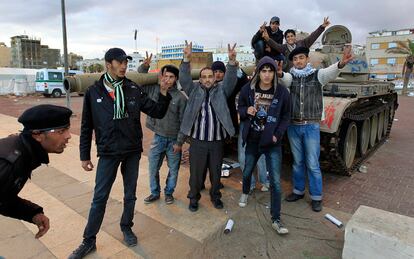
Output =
[{"x1": 61, "y1": 0, "x2": 70, "y2": 109}]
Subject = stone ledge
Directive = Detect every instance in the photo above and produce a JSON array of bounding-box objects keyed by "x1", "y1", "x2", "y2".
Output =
[{"x1": 343, "y1": 205, "x2": 414, "y2": 259}]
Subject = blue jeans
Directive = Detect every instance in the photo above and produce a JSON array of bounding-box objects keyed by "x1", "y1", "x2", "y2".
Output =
[
  {"x1": 148, "y1": 134, "x2": 181, "y2": 196},
  {"x1": 253, "y1": 40, "x2": 285, "y2": 61},
  {"x1": 83, "y1": 153, "x2": 140, "y2": 243},
  {"x1": 243, "y1": 142, "x2": 282, "y2": 221},
  {"x1": 287, "y1": 123, "x2": 323, "y2": 201},
  {"x1": 238, "y1": 123, "x2": 269, "y2": 188}
]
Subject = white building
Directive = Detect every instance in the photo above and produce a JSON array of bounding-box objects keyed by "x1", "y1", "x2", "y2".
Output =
[
  {"x1": 127, "y1": 52, "x2": 144, "y2": 72},
  {"x1": 205, "y1": 45, "x2": 255, "y2": 67}
]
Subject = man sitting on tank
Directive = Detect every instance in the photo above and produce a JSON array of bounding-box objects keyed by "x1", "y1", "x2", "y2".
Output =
[
  {"x1": 251, "y1": 16, "x2": 284, "y2": 62},
  {"x1": 278, "y1": 46, "x2": 353, "y2": 212},
  {"x1": 264, "y1": 17, "x2": 331, "y2": 72}
]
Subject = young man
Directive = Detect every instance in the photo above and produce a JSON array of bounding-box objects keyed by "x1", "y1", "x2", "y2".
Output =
[
  {"x1": 138, "y1": 53, "x2": 187, "y2": 205},
  {"x1": 251, "y1": 16, "x2": 284, "y2": 61},
  {"x1": 279, "y1": 46, "x2": 353, "y2": 212},
  {"x1": 180, "y1": 42, "x2": 238, "y2": 212},
  {"x1": 238, "y1": 56, "x2": 291, "y2": 235},
  {"x1": 264, "y1": 17, "x2": 330, "y2": 71},
  {"x1": 0, "y1": 104, "x2": 72, "y2": 239},
  {"x1": 69, "y1": 48, "x2": 171, "y2": 258}
]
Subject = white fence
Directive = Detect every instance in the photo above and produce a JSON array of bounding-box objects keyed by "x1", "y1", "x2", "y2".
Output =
[{"x1": 0, "y1": 68, "x2": 37, "y2": 96}]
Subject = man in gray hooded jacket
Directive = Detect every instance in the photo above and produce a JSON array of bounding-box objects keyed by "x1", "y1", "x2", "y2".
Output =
[{"x1": 179, "y1": 41, "x2": 238, "y2": 212}]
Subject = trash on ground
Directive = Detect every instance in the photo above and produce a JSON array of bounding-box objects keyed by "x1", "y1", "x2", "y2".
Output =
[
  {"x1": 358, "y1": 165, "x2": 368, "y2": 173},
  {"x1": 324, "y1": 213, "x2": 343, "y2": 228},
  {"x1": 224, "y1": 219, "x2": 234, "y2": 234}
]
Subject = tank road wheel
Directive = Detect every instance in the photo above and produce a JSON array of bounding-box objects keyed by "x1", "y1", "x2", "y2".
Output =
[
  {"x1": 340, "y1": 121, "x2": 358, "y2": 169},
  {"x1": 377, "y1": 111, "x2": 385, "y2": 140},
  {"x1": 358, "y1": 118, "x2": 370, "y2": 156},
  {"x1": 383, "y1": 108, "x2": 390, "y2": 136},
  {"x1": 369, "y1": 114, "x2": 378, "y2": 148}
]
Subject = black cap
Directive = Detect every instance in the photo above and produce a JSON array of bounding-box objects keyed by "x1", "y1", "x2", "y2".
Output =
[
  {"x1": 211, "y1": 61, "x2": 226, "y2": 73},
  {"x1": 104, "y1": 48, "x2": 132, "y2": 62},
  {"x1": 270, "y1": 16, "x2": 280, "y2": 23},
  {"x1": 160, "y1": 65, "x2": 179, "y2": 79},
  {"x1": 18, "y1": 104, "x2": 72, "y2": 133},
  {"x1": 288, "y1": 46, "x2": 310, "y2": 61}
]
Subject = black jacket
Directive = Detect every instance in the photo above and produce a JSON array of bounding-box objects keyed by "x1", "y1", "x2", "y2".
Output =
[
  {"x1": 251, "y1": 26, "x2": 284, "y2": 57},
  {"x1": 0, "y1": 134, "x2": 47, "y2": 223},
  {"x1": 80, "y1": 75, "x2": 171, "y2": 161}
]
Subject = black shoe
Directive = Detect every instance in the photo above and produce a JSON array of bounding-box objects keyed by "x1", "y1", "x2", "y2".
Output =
[
  {"x1": 188, "y1": 200, "x2": 198, "y2": 212},
  {"x1": 212, "y1": 199, "x2": 224, "y2": 209},
  {"x1": 165, "y1": 194, "x2": 174, "y2": 204},
  {"x1": 219, "y1": 182, "x2": 224, "y2": 189},
  {"x1": 68, "y1": 241, "x2": 96, "y2": 259},
  {"x1": 311, "y1": 200, "x2": 322, "y2": 212},
  {"x1": 122, "y1": 228, "x2": 137, "y2": 247},
  {"x1": 144, "y1": 194, "x2": 160, "y2": 204},
  {"x1": 285, "y1": 193, "x2": 304, "y2": 202}
]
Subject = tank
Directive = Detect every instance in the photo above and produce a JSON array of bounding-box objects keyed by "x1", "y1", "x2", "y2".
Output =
[
  {"x1": 310, "y1": 25, "x2": 398, "y2": 175},
  {"x1": 64, "y1": 25, "x2": 398, "y2": 176}
]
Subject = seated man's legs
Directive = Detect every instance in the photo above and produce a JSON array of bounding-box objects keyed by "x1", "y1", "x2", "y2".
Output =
[{"x1": 253, "y1": 40, "x2": 265, "y2": 60}]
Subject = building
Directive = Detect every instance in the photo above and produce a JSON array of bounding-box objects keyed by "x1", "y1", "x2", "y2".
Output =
[
  {"x1": 127, "y1": 52, "x2": 144, "y2": 72},
  {"x1": 206, "y1": 45, "x2": 255, "y2": 67},
  {"x1": 0, "y1": 42, "x2": 11, "y2": 67},
  {"x1": 11, "y1": 35, "x2": 42, "y2": 69},
  {"x1": 68, "y1": 52, "x2": 83, "y2": 70},
  {"x1": 41, "y1": 45, "x2": 61, "y2": 68},
  {"x1": 160, "y1": 43, "x2": 203, "y2": 60},
  {"x1": 366, "y1": 28, "x2": 414, "y2": 80}
]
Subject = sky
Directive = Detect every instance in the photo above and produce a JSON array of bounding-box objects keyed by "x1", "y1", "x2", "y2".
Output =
[{"x1": 0, "y1": 0, "x2": 410, "y2": 59}]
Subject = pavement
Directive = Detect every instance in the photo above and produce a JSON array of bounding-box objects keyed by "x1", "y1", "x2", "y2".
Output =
[{"x1": 0, "y1": 94, "x2": 413, "y2": 258}]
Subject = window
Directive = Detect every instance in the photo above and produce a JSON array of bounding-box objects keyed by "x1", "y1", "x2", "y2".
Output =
[
  {"x1": 48, "y1": 72, "x2": 63, "y2": 81},
  {"x1": 36, "y1": 72, "x2": 44, "y2": 80},
  {"x1": 387, "y1": 58, "x2": 396, "y2": 65},
  {"x1": 388, "y1": 42, "x2": 397, "y2": 48},
  {"x1": 370, "y1": 59, "x2": 379, "y2": 65},
  {"x1": 371, "y1": 43, "x2": 380, "y2": 50}
]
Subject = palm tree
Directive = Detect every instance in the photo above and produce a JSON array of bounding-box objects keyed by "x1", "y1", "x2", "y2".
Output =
[{"x1": 386, "y1": 39, "x2": 414, "y2": 95}]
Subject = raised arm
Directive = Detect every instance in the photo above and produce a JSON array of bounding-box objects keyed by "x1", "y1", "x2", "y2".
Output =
[
  {"x1": 222, "y1": 43, "x2": 238, "y2": 97},
  {"x1": 138, "y1": 51, "x2": 152, "y2": 73},
  {"x1": 179, "y1": 41, "x2": 195, "y2": 96},
  {"x1": 262, "y1": 29, "x2": 286, "y2": 54},
  {"x1": 303, "y1": 17, "x2": 330, "y2": 48},
  {"x1": 318, "y1": 45, "x2": 353, "y2": 86}
]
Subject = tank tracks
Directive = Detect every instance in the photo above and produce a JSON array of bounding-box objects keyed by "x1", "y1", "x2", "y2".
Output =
[{"x1": 321, "y1": 93, "x2": 398, "y2": 176}]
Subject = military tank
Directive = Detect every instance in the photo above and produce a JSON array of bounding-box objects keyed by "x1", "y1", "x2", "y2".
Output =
[
  {"x1": 64, "y1": 25, "x2": 398, "y2": 176},
  {"x1": 309, "y1": 25, "x2": 398, "y2": 175}
]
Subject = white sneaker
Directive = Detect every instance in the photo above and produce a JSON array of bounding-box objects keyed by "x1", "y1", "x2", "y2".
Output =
[
  {"x1": 272, "y1": 220, "x2": 289, "y2": 235},
  {"x1": 239, "y1": 194, "x2": 248, "y2": 207},
  {"x1": 261, "y1": 184, "x2": 269, "y2": 192}
]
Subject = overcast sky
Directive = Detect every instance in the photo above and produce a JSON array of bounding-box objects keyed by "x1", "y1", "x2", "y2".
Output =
[{"x1": 0, "y1": 0, "x2": 410, "y2": 59}]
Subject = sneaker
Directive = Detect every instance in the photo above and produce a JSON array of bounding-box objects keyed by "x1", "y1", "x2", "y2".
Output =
[
  {"x1": 272, "y1": 220, "x2": 289, "y2": 235},
  {"x1": 188, "y1": 200, "x2": 198, "y2": 212},
  {"x1": 122, "y1": 228, "x2": 137, "y2": 247},
  {"x1": 212, "y1": 199, "x2": 224, "y2": 209},
  {"x1": 165, "y1": 194, "x2": 174, "y2": 205},
  {"x1": 144, "y1": 194, "x2": 160, "y2": 204},
  {"x1": 239, "y1": 193, "x2": 248, "y2": 208},
  {"x1": 68, "y1": 241, "x2": 96, "y2": 259},
  {"x1": 261, "y1": 184, "x2": 269, "y2": 192},
  {"x1": 285, "y1": 193, "x2": 304, "y2": 202},
  {"x1": 311, "y1": 200, "x2": 322, "y2": 212}
]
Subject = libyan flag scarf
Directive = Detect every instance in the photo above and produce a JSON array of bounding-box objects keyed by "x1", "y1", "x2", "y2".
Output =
[{"x1": 104, "y1": 72, "x2": 128, "y2": 120}]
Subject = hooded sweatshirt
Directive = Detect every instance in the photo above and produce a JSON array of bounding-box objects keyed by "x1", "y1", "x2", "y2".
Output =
[{"x1": 238, "y1": 56, "x2": 291, "y2": 148}]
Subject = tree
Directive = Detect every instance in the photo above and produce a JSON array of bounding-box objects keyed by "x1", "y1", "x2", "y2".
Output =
[{"x1": 386, "y1": 39, "x2": 414, "y2": 95}]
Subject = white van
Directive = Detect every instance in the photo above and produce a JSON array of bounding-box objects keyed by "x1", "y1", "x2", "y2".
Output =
[{"x1": 35, "y1": 68, "x2": 83, "y2": 97}]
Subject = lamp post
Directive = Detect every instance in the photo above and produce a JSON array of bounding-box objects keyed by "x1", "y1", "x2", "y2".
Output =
[{"x1": 61, "y1": 0, "x2": 70, "y2": 109}]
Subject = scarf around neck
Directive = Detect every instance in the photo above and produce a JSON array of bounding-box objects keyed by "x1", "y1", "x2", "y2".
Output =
[
  {"x1": 290, "y1": 63, "x2": 316, "y2": 78},
  {"x1": 104, "y1": 72, "x2": 128, "y2": 120}
]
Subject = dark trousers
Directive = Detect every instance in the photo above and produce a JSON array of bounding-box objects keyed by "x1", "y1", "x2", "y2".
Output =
[
  {"x1": 83, "y1": 153, "x2": 140, "y2": 243},
  {"x1": 188, "y1": 138, "x2": 223, "y2": 202},
  {"x1": 253, "y1": 40, "x2": 285, "y2": 62},
  {"x1": 243, "y1": 141, "x2": 282, "y2": 221}
]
